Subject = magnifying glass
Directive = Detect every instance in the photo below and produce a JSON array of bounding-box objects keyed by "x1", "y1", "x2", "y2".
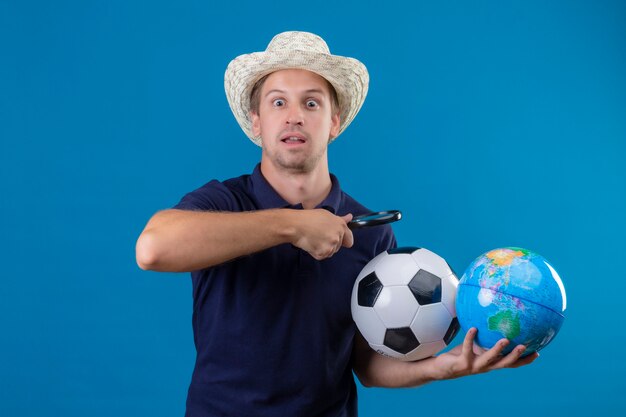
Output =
[{"x1": 348, "y1": 210, "x2": 402, "y2": 230}]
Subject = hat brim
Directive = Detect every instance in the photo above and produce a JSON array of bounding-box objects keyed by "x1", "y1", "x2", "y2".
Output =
[{"x1": 224, "y1": 50, "x2": 369, "y2": 146}]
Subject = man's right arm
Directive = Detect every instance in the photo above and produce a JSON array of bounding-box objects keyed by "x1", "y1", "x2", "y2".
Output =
[{"x1": 135, "y1": 208, "x2": 353, "y2": 272}]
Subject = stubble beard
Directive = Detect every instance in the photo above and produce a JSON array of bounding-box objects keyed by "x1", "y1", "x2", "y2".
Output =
[{"x1": 264, "y1": 143, "x2": 328, "y2": 174}]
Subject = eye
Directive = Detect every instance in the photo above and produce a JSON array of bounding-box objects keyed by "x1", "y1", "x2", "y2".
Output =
[
  {"x1": 306, "y1": 100, "x2": 319, "y2": 108},
  {"x1": 273, "y1": 99, "x2": 285, "y2": 107}
]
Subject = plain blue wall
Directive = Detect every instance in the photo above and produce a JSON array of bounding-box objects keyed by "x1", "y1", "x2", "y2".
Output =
[{"x1": 1, "y1": 0, "x2": 625, "y2": 415}]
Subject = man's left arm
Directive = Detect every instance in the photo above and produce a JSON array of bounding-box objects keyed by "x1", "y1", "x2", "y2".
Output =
[{"x1": 352, "y1": 327, "x2": 539, "y2": 388}]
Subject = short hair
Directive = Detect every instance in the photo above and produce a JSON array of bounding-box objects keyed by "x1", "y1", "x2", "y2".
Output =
[{"x1": 249, "y1": 73, "x2": 339, "y2": 116}]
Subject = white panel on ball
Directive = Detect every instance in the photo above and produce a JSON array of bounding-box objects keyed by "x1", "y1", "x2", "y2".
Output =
[
  {"x1": 412, "y1": 248, "x2": 453, "y2": 277},
  {"x1": 351, "y1": 305, "x2": 387, "y2": 345},
  {"x1": 404, "y1": 340, "x2": 447, "y2": 361},
  {"x1": 368, "y1": 343, "x2": 406, "y2": 360},
  {"x1": 440, "y1": 273, "x2": 459, "y2": 316},
  {"x1": 410, "y1": 304, "x2": 454, "y2": 343},
  {"x1": 374, "y1": 253, "x2": 419, "y2": 286},
  {"x1": 374, "y1": 286, "x2": 419, "y2": 328}
]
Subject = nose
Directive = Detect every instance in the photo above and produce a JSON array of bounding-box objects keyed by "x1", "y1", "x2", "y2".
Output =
[{"x1": 286, "y1": 106, "x2": 304, "y2": 126}]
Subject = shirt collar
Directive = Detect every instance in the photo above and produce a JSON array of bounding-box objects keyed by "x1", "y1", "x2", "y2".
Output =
[{"x1": 250, "y1": 163, "x2": 342, "y2": 214}]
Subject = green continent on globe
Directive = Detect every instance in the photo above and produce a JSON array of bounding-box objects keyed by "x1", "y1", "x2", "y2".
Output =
[{"x1": 487, "y1": 310, "x2": 521, "y2": 339}]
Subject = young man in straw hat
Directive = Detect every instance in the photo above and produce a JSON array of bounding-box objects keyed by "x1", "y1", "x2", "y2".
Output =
[{"x1": 136, "y1": 31, "x2": 537, "y2": 416}]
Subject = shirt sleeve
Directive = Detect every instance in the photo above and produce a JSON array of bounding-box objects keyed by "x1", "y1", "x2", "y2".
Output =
[
  {"x1": 376, "y1": 224, "x2": 398, "y2": 254},
  {"x1": 172, "y1": 180, "x2": 236, "y2": 212}
]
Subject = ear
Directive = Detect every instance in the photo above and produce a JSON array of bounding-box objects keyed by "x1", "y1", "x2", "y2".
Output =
[
  {"x1": 329, "y1": 112, "x2": 341, "y2": 140},
  {"x1": 250, "y1": 111, "x2": 261, "y2": 138}
]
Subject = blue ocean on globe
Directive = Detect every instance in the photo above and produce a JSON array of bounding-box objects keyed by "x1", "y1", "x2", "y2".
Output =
[{"x1": 456, "y1": 247, "x2": 566, "y2": 355}]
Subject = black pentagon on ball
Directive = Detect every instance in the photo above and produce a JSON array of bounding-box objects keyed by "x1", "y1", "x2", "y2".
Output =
[
  {"x1": 444, "y1": 318, "x2": 460, "y2": 345},
  {"x1": 384, "y1": 327, "x2": 420, "y2": 354},
  {"x1": 408, "y1": 269, "x2": 442, "y2": 305},
  {"x1": 387, "y1": 246, "x2": 421, "y2": 254},
  {"x1": 357, "y1": 272, "x2": 383, "y2": 307}
]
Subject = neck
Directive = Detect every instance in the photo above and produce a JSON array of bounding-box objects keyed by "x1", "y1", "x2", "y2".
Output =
[{"x1": 260, "y1": 158, "x2": 332, "y2": 209}]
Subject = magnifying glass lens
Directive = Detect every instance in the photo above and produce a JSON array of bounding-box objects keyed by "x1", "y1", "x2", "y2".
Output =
[{"x1": 348, "y1": 210, "x2": 401, "y2": 229}]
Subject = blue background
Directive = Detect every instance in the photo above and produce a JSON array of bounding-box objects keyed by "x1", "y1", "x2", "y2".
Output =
[{"x1": 1, "y1": 0, "x2": 624, "y2": 415}]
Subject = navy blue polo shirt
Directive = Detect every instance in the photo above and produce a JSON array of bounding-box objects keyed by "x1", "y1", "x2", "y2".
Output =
[{"x1": 174, "y1": 164, "x2": 396, "y2": 417}]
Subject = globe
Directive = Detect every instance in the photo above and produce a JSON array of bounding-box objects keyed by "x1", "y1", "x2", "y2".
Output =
[{"x1": 456, "y1": 247, "x2": 566, "y2": 356}]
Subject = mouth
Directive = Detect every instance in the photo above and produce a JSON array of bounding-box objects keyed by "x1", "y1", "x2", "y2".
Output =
[{"x1": 280, "y1": 133, "x2": 307, "y2": 145}]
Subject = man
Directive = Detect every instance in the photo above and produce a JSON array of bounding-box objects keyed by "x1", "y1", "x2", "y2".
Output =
[{"x1": 136, "y1": 31, "x2": 537, "y2": 417}]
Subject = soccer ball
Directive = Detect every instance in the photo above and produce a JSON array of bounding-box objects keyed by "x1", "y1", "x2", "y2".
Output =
[{"x1": 351, "y1": 247, "x2": 461, "y2": 361}]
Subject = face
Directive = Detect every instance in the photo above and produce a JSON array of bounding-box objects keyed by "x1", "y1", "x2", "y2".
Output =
[{"x1": 251, "y1": 69, "x2": 340, "y2": 174}]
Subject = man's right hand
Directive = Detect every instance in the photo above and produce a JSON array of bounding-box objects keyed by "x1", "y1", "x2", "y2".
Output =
[
  {"x1": 288, "y1": 209, "x2": 354, "y2": 260},
  {"x1": 136, "y1": 208, "x2": 355, "y2": 272}
]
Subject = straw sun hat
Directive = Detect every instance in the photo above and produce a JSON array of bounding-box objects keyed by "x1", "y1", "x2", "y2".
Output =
[{"x1": 224, "y1": 31, "x2": 369, "y2": 146}]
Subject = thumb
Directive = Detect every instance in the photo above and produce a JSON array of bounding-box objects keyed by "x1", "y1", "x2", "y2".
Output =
[{"x1": 340, "y1": 213, "x2": 353, "y2": 223}]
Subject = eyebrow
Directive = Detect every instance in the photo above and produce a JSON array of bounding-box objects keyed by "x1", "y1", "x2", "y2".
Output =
[{"x1": 264, "y1": 88, "x2": 326, "y2": 98}]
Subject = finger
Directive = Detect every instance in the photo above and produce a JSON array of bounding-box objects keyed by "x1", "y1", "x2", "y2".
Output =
[
  {"x1": 341, "y1": 213, "x2": 353, "y2": 223},
  {"x1": 498, "y1": 346, "x2": 538, "y2": 368},
  {"x1": 328, "y1": 238, "x2": 340, "y2": 256},
  {"x1": 342, "y1": 227, "x2": 354, "y2": 248},
  {"x1": 462, "y1": 328, "x2": 477, "y2": 357},
  {"x1": 331, "y1": 240, "x2": 342, "y2": 256},
  {"x1": 323, "y1": 247, "x2": 335, "y2": 259},
  {"x1": 475, "y1": 338, "x2": 510, "y2": 369},
  {"x1": 509, "y1": 351, "x2": 540, "y2": 368}
]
